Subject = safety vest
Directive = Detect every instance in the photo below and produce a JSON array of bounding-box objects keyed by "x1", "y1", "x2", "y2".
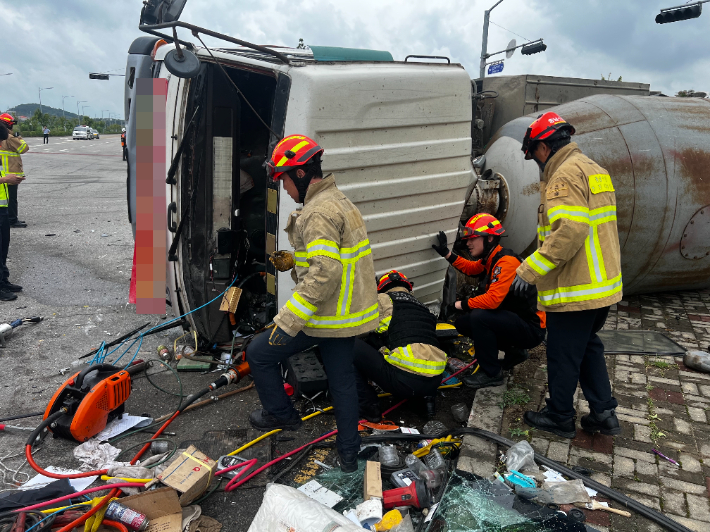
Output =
[
  {"x1": 516, "y1": 143, "x2": 623, "y2": 312},
  {"x1": 377, "y1": 289, "x2": 447, "y2": 377},
  {"x1": 0, "y1": 135, "x2": 28, "y2": 176},
  {"x1": 274, "y1": 175, "x2": 379, "y2": 338}
]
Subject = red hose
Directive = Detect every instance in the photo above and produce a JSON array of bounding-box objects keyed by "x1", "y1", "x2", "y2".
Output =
[
  {"x1": 441, "y1": 358, "x2": 477, "y2": 383},
  {"x1": 130, "y1": 411, "x2": 180, "y2": 464},
  {"x1": 25, "y1": 444, "x2": 108, "y2": 479},
  {"x1": 13, "y1": 482, "x2": 146, "y2": 513},
  {"x1": 55, "y1": 487, "x2": 119, "y2": 532},
  {"x1": 104, "y1": 520, "x2": 130, "y2": 532}
]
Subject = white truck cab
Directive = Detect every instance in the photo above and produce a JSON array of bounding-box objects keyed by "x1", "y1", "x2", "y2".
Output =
[{"x1": 125, "y1": 23, "x2": 475, "y2": 343}]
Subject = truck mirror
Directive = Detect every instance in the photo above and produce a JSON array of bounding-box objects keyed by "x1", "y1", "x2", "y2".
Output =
[{"x1": 164, "y1": 47, "x2": 201, "y2": 78}]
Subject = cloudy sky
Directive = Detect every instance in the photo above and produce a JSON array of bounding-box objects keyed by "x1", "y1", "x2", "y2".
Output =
[{"x1": 1, "y1": 0, "x2": 708, "y2": 118}]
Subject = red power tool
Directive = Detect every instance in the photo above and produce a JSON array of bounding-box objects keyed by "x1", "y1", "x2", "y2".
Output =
[
  {"x1": 383, "y1": 480, "x2": 431, "y2": 510},
  {"x1": 43, "y1": 364, "x2": 132, "y2": 442}
]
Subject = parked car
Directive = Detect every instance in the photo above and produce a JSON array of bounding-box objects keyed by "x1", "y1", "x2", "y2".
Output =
[
  {"x1": 91, "y1": 129, "x2": 100, "y2": 139},
  {"x1": 72, "y1": 126, "x2": 91, "y2": 140}
]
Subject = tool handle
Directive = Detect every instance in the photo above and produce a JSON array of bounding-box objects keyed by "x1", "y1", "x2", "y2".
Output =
[{"x1": 603, "y1": 507, "x2": 631, "y2": 517}]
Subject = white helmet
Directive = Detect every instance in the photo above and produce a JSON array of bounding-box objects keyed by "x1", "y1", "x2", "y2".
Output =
[{"x1": 122, "y1": 127, "x2": 126, "y2": 132}]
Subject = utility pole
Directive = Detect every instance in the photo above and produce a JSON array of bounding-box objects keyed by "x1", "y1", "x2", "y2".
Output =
[
  {"x1": 479, "y1": 0, "x2": 505, "y2": 79},
  {"x1": 77, "y1": 101, "x2": 86, "y2": 124},
  {"x1": 38, "y1": 86, "x2": 53, "y2": 115}
]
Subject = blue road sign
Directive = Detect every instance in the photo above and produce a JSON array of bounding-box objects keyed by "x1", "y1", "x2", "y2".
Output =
[{"x1": 488, "y1": 62, "x2": 504, "y2": 75}]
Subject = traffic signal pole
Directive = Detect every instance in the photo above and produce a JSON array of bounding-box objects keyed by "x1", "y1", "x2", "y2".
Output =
[{"x1": 479, "y1": 0, "x2": 505, "y2": 79}]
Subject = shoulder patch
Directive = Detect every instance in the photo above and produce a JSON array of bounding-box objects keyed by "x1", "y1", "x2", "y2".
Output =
[
  {"x1": 546, "y1": 181, "x2": 569, "y2": 200},
  {"x1": 588, "y1": 174, "x2": 615, "y2": 194}
]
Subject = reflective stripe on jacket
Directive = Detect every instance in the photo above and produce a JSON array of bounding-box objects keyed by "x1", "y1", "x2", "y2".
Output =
[
  {"x1": 274, "y1": 174, "x2": 379, "y2": 338},
  {"x1": 516, "y1": 142, "x2": 622, "y2": 312},
  {"x1": 376, "y1": 289, "x2": 447, "y2": 376},
  {"x1": 0, "y1": 134, "x2": 28, "y2": 176}
]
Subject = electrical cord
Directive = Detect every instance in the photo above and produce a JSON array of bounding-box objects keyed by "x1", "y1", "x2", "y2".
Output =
[
  {"x1": 0, "y1": 412, "x2": 44, "y2": 423},
  {"x1": 114, "y1": 438, "x2": 177, "y2": 469}
]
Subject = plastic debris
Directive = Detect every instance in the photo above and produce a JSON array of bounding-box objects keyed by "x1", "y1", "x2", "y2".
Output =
[
  {"x1": 684, "y1": 351, "x2": 710, "y2": 373},
  {"x1": 450, "y1": 402, "x2": 470, "y2": 423},
  {"x1": 505, "y1": 439, "x2": 538, "y2": 473}
]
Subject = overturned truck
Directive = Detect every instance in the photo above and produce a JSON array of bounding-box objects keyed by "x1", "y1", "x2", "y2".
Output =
[{"x1": 125, "y1": 20, "x2": 710, "y2": 343}]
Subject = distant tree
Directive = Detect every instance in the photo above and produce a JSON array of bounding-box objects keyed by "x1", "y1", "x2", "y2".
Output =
[{"x1": 676, "y1": 89, "x2": 694, "y2": 97}]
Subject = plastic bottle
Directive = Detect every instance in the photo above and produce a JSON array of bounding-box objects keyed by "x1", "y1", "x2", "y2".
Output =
[
  {"x1": 404, "y1": 454, "x2": 427, "y2": 477},
  {"x1": 379, "y1": 445, "x2": 400, "y2": 468},
  {"x1": 425, "y1": 448, "x2": 446, "y2": 471}
]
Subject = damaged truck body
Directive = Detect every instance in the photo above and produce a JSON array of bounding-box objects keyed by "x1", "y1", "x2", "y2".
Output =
[{"x1": 125, "y1": 23, "x2": 710, "y2": 343}]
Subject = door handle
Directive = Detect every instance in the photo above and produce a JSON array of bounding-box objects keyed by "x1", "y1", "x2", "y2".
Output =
[{"x1": 168, "y1": 202, "x2": 177, "y2": 233}]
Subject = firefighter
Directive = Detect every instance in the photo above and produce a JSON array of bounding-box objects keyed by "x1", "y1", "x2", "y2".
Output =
[
  {"x1": 0, "y1": 122, "x2": 22, "y2": 300},
  {"x1": 353, "y1": 270, "x2": 447, "y2": 422},
  {"x1": 515, "y1": 112, "x2": 622, "y2": 439},
  {"x1": 121, "y1": 128, "x2": 127, "y2": 161},
  {"x1": 246, "y1": 134, "x2": 378, "y2": 472},
  {"x1": 0, "y1": 113, "x2": 28, "y2": 228},
  {"x1": 432, "y1": 214, "x2": 546, "y2": 389}
]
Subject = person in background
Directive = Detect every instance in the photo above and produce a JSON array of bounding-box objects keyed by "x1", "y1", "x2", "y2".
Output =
[
  {"x1": 0, "y1": 121, "x2": 24, "y2": 300},
  {"x1": 0, "y1": 114, "x2": 28, "y2": 228},
  {"x1": 43, "y1": 126, "x2": 50, "y2": 144},
  {"x1": 432, "y1": 214, "x2": 546, "y2": 389}
]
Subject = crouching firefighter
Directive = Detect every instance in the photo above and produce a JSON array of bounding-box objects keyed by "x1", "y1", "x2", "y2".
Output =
[
  {"x1": 245, "y1": 134, "x2": 379, "y2": 473},
  {"x1": 354, "y1": 270, "x2": 447, "y2": 422},
  {"x1": 432, "y1": 213, "x2": 546, "y2": 389}
]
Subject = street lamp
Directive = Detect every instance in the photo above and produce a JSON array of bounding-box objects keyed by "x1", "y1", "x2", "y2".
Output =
[
  {"x1": 82, "y1": 105, "x2": 90, "y2": 119},
  {"x1": 76, "y1": 100, "x2": 87, "y2": 123},
  {"x1": 0, "y1": 73, "x2": 12, "y2": 76},
  {"x1": 38, "y1": 86, "x2": 53, "y2": 115},
  {"x1": 61, "y1": 95, "x2": 73, "y2": 121},
  {"x1": 656, "y1": 1, "x2": 706, "y2": 23}
]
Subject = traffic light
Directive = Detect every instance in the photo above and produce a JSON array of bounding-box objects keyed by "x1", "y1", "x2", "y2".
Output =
[
  {"x1": 89, "y1": 73, "x2": 110, "y2": 80},
  {"x1": 521, "y1": 41, "x2": 547, "y2": 55},
  {"x1": 656, "y1": 3, "x2": 702, "y2": 24}
]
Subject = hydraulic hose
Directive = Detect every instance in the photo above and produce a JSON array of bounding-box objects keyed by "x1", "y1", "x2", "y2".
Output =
[{"x1": 363, "y1": 428, "x2": 693, "y2": 532}]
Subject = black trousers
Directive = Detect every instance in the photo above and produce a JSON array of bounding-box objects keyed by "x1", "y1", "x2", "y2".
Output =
[
  {"x1": 0, "y1": 212, "x2": 9, "y2": 283},
  {"x1": 353, "y1": 339, "x2": 441, "y2": 411},
  {"x1": 7, "y1": 185, "x2": 18, "y2": 224},
  {"x1": 43, "y1": 134, "x2": 49, "y2": 144},
  {"x1": 455, "y1": 309, "x2": 545, "y2": 376},
  {"x1": 246, "y1": 330, "x2": 360, "y2": 456},
  {"x1": 545, "y1": 306, "x2": 617, "y2": 421}
]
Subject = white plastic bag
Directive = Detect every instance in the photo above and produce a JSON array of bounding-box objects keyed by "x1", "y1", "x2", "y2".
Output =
[
  {"x1": 248, "y1": 483, "x2": 363, "y2": 532},
  {"x1": 505, "y1": 440, "x2": 537, "y2": 473}
]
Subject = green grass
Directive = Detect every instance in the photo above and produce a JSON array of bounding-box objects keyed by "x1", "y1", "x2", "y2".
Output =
[
  {"x1": 509, "y1": 427, "x2": 530, "y2": 438},
  {"x1": 500, "y1": 387, "x2": 531, "y2": 408}
]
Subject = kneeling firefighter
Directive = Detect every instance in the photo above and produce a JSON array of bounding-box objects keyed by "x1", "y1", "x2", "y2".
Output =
[
  {"x1": 432, "y1": 213, "x2": 546, "y2": 389},
  {"x1": 245, "y1": 134, "x2": 378, "y2": 473},
  {"x1": 354, "y1": 270, "x2": 447, "y2": 422}
]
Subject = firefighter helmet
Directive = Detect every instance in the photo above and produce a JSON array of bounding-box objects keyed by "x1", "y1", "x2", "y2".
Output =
[
  {"x1": 377, "y1": 270, "x2": 413, "y2": 293},
  {"x1": 521, "y1": 112, "x2": 575, "y2": 160},
  {"x1": 0, "y1": 113, "x2": 16, "y2": 126},
  {"x1": 267, "y1": 134, "x2": 324, "y2": 181},
  {"x1": 461, "y1": 213, "x2": 505, "y2": 240}
]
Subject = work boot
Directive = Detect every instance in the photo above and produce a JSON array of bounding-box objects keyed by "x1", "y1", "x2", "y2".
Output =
[
  {"x1": 523, "y1": 407, "x2": 576, "y2": 439},
  {"x1": 338, "y1": 451, "x2": 359, "y2": 473},
  {"x1": 359, "y1": 402, "x2": 382, "y2": 423},
  {"x1": 0, "y1": 289, "x2": 17, "y2": 301},
  {"x1": 425, "y1": 396, "x2": 437, "y2": 419},
  {"x1": 0, "y1": 282, "x2": 22, "y2": 292},
  {"x1": 581, "y1": 408, "x2": 621, "y2": 436},
  {"x1": 249, "y1": 409, "x2": 302, "y2": 432},
  {"x1": 501, "y1": 347, "x2": 530, "y2": 371},
  {"x1": 463, "y1": 369, "x2": 504, "y2": 389}
]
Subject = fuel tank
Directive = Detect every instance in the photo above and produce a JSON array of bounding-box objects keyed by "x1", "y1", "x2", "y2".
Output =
[{"x1": 482, "y1": 94, "x2": 710, "y2": 295}]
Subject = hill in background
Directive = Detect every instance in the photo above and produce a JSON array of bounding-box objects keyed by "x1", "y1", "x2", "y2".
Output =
[{"x1": 6, "y1": 103, "x2": 79, "y2": 119}]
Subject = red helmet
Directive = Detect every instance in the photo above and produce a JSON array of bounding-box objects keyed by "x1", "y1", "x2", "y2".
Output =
[
  {"x1": 267, "y1": 134, "x2": 324, "y2": 181},
  {"x1": 0, "y1": 113, "x2": 16, "y2": 126},
  {"x1": 377, "y1": 270, "x2": 413, "y2": 293},
  {"x1": 461, "y1": 213, "x2": 505, "y2": 240},
  {"x1": 521, "y1": 112, "x2": 575, "y2": 160}
]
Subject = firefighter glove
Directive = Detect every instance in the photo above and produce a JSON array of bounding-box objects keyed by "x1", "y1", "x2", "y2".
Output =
[
  {"x1": 432, "y1": 231, "x2": 450, "y2": 257},
  {"x1": 269, "y1": 326, "x2": 294, "y2": 346},
  {"x1": 511, "y1": 274, "x2": 531, "y2": 297},
  {"x1": 269, "y1": 250, "x2": 296, "y2": 272}
]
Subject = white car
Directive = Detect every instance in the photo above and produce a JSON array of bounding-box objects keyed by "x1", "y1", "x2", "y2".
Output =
[
  {"x1": 72, "y1": 126, "x2": 91, "y2": 140},
  {"x1": 91, "y1": 129, "x2": 100, "y2": 139}
]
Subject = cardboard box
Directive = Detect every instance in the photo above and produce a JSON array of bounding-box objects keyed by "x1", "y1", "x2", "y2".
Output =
[
  {"x1": 120, "y1": 487, "x2": 183, "y2": 532},
  {"x1": 364, "y1": 461, "x2": 383, "y2": 501},
  {"x1": 157, "y1": 445, "x2": 216, "y2": 505}
]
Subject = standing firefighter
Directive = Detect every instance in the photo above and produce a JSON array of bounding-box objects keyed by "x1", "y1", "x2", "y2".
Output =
[
  {"x1": 432, "y1": 214, "x2": 546, "y2": 389},
  {"x1": 354, "y1": 270, "x2": 447, "y2": 422},
  {"x1": 516, "y1": 112, "x2": 622, "y2": 439},
  {"x1": 0, "y1": 122, "x2": 23, "y2": 300},
  {"x1": 246, "y1": 134, "x2": 378, "y2": 472},
  {"x1": 0, "y1": 113, "x2": 28, "y2": 228}
]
